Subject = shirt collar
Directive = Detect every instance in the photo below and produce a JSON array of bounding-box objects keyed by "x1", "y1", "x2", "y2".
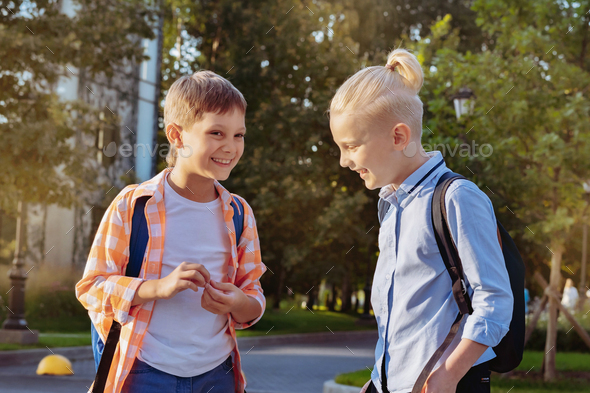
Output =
[
  {"x1": 132, "y1": 167, "x2": 236, "y2": 210},
  {"x1": 379, "y1": 151, "x2": 446, "y2": 202}
]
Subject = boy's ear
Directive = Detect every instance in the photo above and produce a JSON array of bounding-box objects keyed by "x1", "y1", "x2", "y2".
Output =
[
  {"x1": 166, "y1": 123, "x2": 183, "y2": 148},
  {"x1": 390, "y1": 122, "x2": 413, "y2": 151}
]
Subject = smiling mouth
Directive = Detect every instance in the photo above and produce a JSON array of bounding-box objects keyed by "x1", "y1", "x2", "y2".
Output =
[{"x1": 211, "y1": 158, "x2": 232, "y2": 165}]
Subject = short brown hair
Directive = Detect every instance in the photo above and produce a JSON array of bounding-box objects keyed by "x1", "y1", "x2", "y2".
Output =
[{"x1": 164, "y1": 70, "x2": 247, "y2": 167}]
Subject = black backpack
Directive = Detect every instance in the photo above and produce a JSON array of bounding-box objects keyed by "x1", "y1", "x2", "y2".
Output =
[
  {"x1": 378, "y1": 171, "x2": 525, "y2": 393},
  {"x1": 413, "y1": 172, "x2": 525, "y2": 392}
]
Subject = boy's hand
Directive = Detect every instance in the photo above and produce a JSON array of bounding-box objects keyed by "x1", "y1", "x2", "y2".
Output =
[
  {"x1": 201, "y1": 280, "x2": 247, "y2": 315},
  {"x1": 157, "y1": 262, "x2": 210, "y2": 300},
  {"x1": 420, "y1": 339, "x2": 488, "y2": 393},
  {"x1": 420, "y1": 367, "x2": 459, "y2": 393}
]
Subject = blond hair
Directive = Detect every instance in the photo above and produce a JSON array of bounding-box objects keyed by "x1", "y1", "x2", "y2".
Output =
[
  {"x1": 164, "y1": 70, "x2": 247, "y2": 167},
  {"x1": 330, "y1": 48, "x2": 424, "y2": 138},
  {"x1": 564, "y1": 278, "x2": 575, "y2": 289}
]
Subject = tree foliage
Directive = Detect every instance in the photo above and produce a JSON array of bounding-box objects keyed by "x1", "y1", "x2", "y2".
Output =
[
  {"x1": 0, "y1": 0, "x2": 158, "y2": 212},
  {"x1": 420, "y1": 0, "x2": 590, "y2": 284},
  {"x1": 154, "y1": 0, "x2": 507, "y2": 308}
]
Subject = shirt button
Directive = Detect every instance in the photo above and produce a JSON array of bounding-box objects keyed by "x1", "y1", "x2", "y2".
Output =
[{"x1": 386, "y1": 274, "x2": 391, "y2": 280}]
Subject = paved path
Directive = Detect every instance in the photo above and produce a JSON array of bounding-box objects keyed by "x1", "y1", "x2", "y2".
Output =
[{"x1": 0, "y1": 331, "x2": 377, "y2": 393}]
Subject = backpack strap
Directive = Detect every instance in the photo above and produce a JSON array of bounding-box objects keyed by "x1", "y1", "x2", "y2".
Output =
[
  {"x1": 431, "y1": 172, "x2": 473, "y2": 315},
  {"x1": 411, "y1": 172, "x2": 473, "y2": 393},
  {"x1": 92, "y1": 195, "x2": 150, "y2": 393},
  {"x1": 231, "y1": 197, "x2": 244, "y2": 245},
  {"x1": 126, "y1": 196, "x2": 150, "y2": 278}
]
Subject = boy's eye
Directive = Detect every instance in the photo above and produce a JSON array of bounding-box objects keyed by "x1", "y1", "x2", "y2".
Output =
[
  {"x1": 235, "y1": 134, "x2": 245, "y2": 139},
  {"x1": 210, "y1": 131, "x2": 222, "y2": 136}
]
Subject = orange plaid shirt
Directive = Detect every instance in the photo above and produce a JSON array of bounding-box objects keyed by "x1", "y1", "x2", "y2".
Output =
[{"x1": 76, "y1": 168, "x2": 266, "y2": 393}]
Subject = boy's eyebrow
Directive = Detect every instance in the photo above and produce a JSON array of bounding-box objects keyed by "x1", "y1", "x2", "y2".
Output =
[{"x1": 207, "y1": 124, "x2": 247, "y2": 132}]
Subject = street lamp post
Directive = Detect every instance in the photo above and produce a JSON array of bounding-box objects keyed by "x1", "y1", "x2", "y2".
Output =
[
  {"x1": 451, "y1": 88, "x2": 475, "y2": 120},
  {"x1": 0, "y1": 201, "x2": 38, "y2": 344}
]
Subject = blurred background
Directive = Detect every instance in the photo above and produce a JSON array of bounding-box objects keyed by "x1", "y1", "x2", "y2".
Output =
[{"x1": 0, "y1": 0, "x2": 589, "y2": 391}]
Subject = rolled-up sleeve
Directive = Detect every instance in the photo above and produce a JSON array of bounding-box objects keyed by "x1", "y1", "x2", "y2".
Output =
[
  {"x1": 233, "y1": 196, "x2": 266, "y2": 330},
  {"x1": 75, "y1": 187, "x2": 144, "y2": 337},
  {"x1": 445, "y1": 181, "x2": 513, "y2": 348}
]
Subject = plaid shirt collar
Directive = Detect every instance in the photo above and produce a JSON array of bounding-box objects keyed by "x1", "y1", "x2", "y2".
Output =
[{"x1": 131, "y1": 167, "x2": 238, "y2": 214}]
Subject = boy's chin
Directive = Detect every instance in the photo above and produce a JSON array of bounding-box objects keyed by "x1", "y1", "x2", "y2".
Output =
[
  {"x1": 364, "y1": 177, "x2": 384, "y2": 190},
  {"x1": 214, "y1": 170, "x2": 233, "y2": 181}
]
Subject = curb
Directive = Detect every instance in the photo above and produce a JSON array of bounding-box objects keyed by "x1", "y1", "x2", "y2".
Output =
[
  {"x1": 323, "y1": 379, "x2": 361, "y2": 393},
  {"x1": 0, "y1": 346, "x2": 93, "y2": 367},
  {"x1": 0, "y1": 329, "x2": 378, "y2": 367}
]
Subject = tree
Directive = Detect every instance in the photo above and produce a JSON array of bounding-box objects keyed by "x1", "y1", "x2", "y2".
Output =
[
  {"x1": 420, "y1": 0, "x2": 590, "y2": 380},
  {"x1": 156, "y1": 0, "x2": 381, "y2": 309},
  {"x1": 334, "y1": 0, "x2": 491, "y2": 64},
  {"x1": 0, "y1": 0, "x2": 159, "y2": 212},
  {"x1": 154, "y1": 0, "x2": 515, "y2": 311}
]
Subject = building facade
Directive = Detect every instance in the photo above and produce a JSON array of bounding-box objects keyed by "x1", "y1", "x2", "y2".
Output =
[{"x1": 24, "y1": 0, "x2": 163, "y2": 269}]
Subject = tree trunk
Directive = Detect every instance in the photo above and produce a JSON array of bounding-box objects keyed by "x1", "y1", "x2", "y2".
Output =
[
  {"x1": 341, "y1": 273, "x2": 351, "y2": 312},
  {"x1": 524, "y1": 294, "x2": 547, "y2": 345},
  {"x1": 535, "y1": 272, "x2": 590, "y2": 350},
  {"x1": 578, "y1": 222, "x2": 588, "y2": 313},
  {"x1": 329, "y1": 285, "x2": 337, "y2": 311},
  {"x1": 272, "y1": 263, "x2": 285, "y2": 310},
  {"x1": 174, "y1": 9, "x2": 181, "y2": 63},
  {"x1": 307, "y1": 286, "x2": 316, "y2": 309},
  {"x1": 323, "y1": 289, "x2": 330, "y2": 308},
  {"x1": 579, "y1": 13, "x2": 589, "y2": 69},
  {"x1": 544, "y1": 241, "x2": 564, "y2": 381}
]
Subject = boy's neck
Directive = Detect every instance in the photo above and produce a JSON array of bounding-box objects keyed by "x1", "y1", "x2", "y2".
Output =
[
  {"x1": 167, "y1": 166, "x2": 218, "y2": 203},
  {"x1": 390, "y1": 149, "x2": 431, "y2": 190}
]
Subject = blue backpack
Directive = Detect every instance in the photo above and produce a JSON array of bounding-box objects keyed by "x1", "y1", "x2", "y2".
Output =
[{"x1": 90, "y1": 195, "x2": 245, "y2": 392}]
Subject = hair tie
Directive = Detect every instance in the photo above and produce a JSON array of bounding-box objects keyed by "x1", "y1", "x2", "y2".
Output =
[{"x1": 385, "y1": 62, "x2": 399, "y2": 72}]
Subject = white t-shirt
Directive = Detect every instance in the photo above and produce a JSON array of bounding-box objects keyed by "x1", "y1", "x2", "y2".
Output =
[{"x1": 137, "y1": 177, "x2": 234, "y2": 377}]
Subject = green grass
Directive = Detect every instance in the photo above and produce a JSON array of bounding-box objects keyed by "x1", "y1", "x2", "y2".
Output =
[
  {"x1": 235, "y1": 307, "x2": 376, "y2": 337},
  {"x1": 516, "y1": 351, "x2": 590, "y2": 372},
  {"x1": 0, "y1": 306, "x2": 374, "y2": 350},
  {"x1": 26, "y1": 316, "x2": 93, "y2": 333},
  {"x1": 335, "y1": 369, "x2": 372, "y2": 388},
  {"x1": 491, "y1": 377, "x2": 590, "y2": 393},
  {"x1": 0, "y1": 332, "x2": 91, "y2": 351},
  {"x1": 21, "y1": 306, "x2": 374, "y2": 338},
  {"x1": 335, "y1": 351, "x2": 590, "y2": 392}
]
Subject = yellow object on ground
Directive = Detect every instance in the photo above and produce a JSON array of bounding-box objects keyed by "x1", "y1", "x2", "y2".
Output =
[{"x1": 36, "y1": 354, "x2": 74, "y2": 375}]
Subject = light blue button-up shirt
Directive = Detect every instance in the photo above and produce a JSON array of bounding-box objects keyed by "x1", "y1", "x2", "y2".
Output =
[{"x1": 370, "y1": 151, "x2": 513, "y2": 393}]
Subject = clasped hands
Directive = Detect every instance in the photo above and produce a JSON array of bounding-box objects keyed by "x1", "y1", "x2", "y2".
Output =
[{"x1": 157, "y1": 261, "x2": 246, "y2": 315}]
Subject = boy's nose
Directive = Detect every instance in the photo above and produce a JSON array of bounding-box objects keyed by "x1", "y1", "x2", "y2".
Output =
[
  {"x1": 339, "y1": 154, "x2": 351, "y2": 168},
  {"x1": 222, "y1": 142, "x2": 237, "y2": 155}
]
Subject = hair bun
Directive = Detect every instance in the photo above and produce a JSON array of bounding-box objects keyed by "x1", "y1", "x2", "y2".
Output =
[
  {"x1": 386, "y1": 49, "x2": 423, "y2": 94},
  {"x1": 385, "y1": 62, "x2": 399, "y2": 72}
]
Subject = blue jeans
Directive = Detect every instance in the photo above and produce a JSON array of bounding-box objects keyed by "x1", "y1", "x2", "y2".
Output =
[{"x1": 122, "y1": 356, "x2": 235, "y2": 393}]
